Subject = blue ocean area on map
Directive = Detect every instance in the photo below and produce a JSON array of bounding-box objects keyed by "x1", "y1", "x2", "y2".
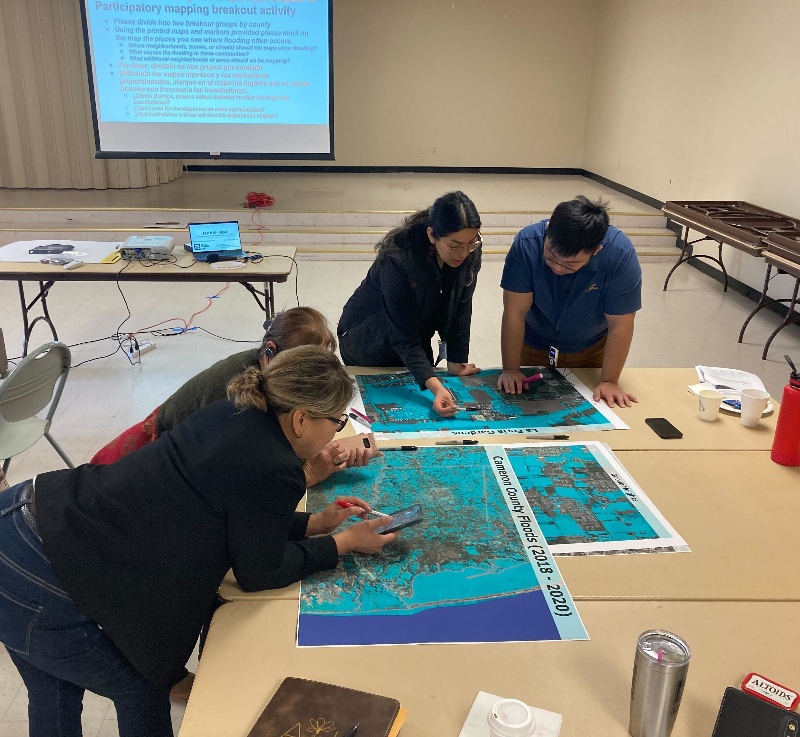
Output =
[
  {"x1": 298, "y1": 589, "x2": 559, "y2": 646},
  {"x1": 505, "y1": 445, "x2": 668, "y2": 545},
  {"x1": 299, "y1": 446, "x2": 587, "y2": 646},
  {"x1": 355, "y1": 367, "x2": 614, "y2": 434}
]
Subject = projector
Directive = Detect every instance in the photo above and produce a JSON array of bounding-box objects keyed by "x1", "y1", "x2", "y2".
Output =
[{"x1": 119, "y1": 235, "x2": 175, "y2": 261}]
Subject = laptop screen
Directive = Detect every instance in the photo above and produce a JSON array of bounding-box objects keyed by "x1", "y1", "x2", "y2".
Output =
[{"x1": 188, "y1": 221, "x2": 242, "y2": 253}]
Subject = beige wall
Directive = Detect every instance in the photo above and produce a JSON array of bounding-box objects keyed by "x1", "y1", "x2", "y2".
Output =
[
  {"x1": 189, "y1": 0, "x2": 599, "y2": 169},
  {"x1": 583, "y1": 0, "x2": 800, "y2": 293},
  {"x1": 583, "y1": 0, "x2": 800, "y2": 217}
]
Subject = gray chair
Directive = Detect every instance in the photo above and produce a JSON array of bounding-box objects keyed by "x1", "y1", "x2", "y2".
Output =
[{"x1": 0, "y1": 341, "x2": 74, "y2": 474}]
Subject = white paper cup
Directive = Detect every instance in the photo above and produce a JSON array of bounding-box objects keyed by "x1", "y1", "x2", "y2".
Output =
[
  {"x1": 487, "y1": 699, "x2": 536, "y2": 737},
  {"x1": 698, "y1": 389, "x2": 723, "y2": 421},
  {"x1": 740, "y1": 389, "x2": 770, "y2": 427}
]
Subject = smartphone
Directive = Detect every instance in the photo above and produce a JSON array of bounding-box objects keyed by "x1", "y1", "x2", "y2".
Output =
[
  {"x1": 645, "y1": 417, "x2": 683, "y2": 439},
  {"x1": 336, "y1": 433, "x2": 375, "y2": 453},
  {"x1": 29, "y1": 244, "x2": 74, "y2": 254},
  {"x1": 40, "y1": 257, "x2": 74, "y2": 265},
  {"x1": 375, "y1": 504, "x2": 424, "y2": 535}
]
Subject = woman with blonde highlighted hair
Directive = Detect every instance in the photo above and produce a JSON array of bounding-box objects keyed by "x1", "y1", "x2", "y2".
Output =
[
  {"x1": 0, "y1": 346, "x2": 396, "y2": 737},
  {"x1": 91, "y1": 306, "x2": 372, "y2": 484}
]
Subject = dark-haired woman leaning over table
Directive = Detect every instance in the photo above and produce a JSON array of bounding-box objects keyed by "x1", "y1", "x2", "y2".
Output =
[
  {"x1": 0, "y1": 346, "x2": 396, "y2": 737},
  {"x1": 338, "y1": 190, "x2": 483, "y2": 416}
]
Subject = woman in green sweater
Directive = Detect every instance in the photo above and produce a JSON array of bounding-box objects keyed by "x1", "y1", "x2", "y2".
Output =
[{"x1": 91, "y1": 306, "x2": 374, "y2": 485}]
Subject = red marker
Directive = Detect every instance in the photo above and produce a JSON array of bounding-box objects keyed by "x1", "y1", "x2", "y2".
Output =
[
  {"x1": 337, "y1": 500, "x2": 389, "y2": 517},
  {"x1": 522, "y1": 372, "x2": 544, "y2": 385}
]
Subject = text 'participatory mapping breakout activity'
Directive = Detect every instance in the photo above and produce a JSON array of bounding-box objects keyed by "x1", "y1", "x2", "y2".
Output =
[{"x1": 87, "y1": 0, "x2": 329, "y2": 127}]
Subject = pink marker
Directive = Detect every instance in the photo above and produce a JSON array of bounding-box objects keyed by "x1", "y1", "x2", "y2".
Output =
[
  {"x1": 522, "y1": 372, "x2": 544, "y2": 385},
  {"x1": 349, "y1": 407, "x2": 372, "y2": 424}
]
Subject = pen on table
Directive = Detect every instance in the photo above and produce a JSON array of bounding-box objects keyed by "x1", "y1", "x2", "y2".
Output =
[
  {"x1": 455, "y1": 405, "x2": 479, "y2": 412},
  {"x1": 522, "y1": 372, "x2": 544, "y2": 385},
  {"x1": 337, "y1": 500, "x2": 390, "y2": 517},
  {"x1": 341, "y1": 725, "x2": 359, "y2": 737},
  {"x1": 348, "y1": 412, "x2": 372, "y2": 429},
  {"x1": 435, "y1": 439, "x2": 479, "y2": 446},
  {"x1": 526, "y1": 434, "x2": 569, "y2": 440},
  {"x1": 349, "y1": 407, "x2": 372, "y2": 424},
  {"x1": 381, "y1": 445, "x2": 418, "y2": 451}
]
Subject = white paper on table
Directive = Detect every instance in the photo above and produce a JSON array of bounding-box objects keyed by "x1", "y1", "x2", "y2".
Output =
[
  {"x1": 695, "y1": 366, "x2": 767, "y2": 394},
  {"x1": 458, "y1": 691, "x2": 562, "y2": 737},
  {"x1": 0, "y1": 240, "x2": 120, "y2": 264}
]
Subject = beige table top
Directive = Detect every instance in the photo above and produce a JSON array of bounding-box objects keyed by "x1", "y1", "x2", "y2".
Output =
[
  {"x1": 219, "y1": 450, "x2": 800, "y2": 604},
  {"x1": 349, "y1": 367, "x2": 778, "y2": 452},
  {"x1": 179, "y1": 598, "x2": 800, "y2": 737},
  {"x1": 0, "y1": 244, "x2": 296, "y2": 282}
]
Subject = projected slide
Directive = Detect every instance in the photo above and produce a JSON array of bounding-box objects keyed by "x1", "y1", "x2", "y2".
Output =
[{"x1": 81, "y1": 0, "x2": 332, "y2": 157}]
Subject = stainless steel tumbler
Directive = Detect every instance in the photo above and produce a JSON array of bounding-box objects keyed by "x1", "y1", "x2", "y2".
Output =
[{"x1": 629, "y1": 630, "x2": 691, "y2": 737}]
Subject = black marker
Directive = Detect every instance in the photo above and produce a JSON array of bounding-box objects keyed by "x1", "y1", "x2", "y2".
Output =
[
  {"x1": 435, "y1": 439, "x2": 479, "y2": 445},
  {"x1": 381, "y1": 446, "x2": 418, "y2": 451}
]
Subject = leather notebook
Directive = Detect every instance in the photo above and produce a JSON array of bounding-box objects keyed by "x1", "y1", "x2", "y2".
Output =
[{"x1": 248, "y1": 677, "x2": 401, "y2": 737}]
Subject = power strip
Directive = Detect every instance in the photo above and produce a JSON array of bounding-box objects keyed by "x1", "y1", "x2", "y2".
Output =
[{"x1": 127, "y1": 339, "x2": 157, "y2": 359}]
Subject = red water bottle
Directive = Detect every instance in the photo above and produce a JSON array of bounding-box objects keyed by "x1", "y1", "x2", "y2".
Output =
[{"x1": 771, "y1": 355, "x2": 800, "y2": 467}]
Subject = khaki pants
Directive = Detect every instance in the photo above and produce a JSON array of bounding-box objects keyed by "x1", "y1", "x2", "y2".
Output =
[{"x1": 520, "y1": 336, "x2": 607, "y2": 369}]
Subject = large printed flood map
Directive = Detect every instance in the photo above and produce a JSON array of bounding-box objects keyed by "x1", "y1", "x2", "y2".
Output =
[
  {"x1": 505, "y1": 443, "x2": 687, "y2": 555},
  {"x1": 298, "y1": 445, "x2": 588, "y2": 647},
  {"x1": 351, "y1": 367, "x2": 628, "y2": 440}
]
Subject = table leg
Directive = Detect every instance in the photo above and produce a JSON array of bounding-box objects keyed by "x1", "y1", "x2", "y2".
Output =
[
  {"x1": 18, "y1": 280, "x2": 58, "y2": 357},
  {"x1": 739, "y1": 264, "x2": 774, "y2": 342},
  {"x1": 762, "y1": 277, "x2": 800, "y2": 360},
  {"x1": 263, "y1": 281, "x2": 275, "y2": 319},
  {"x1": 237, "y1": 281, "x2": 276, "y2": 320},
  {"x1": 663, "y1": 226, "x2": 729, "y2": 292},
  {"x1": 0, "y1": 327, "x2": 8, "y2": 378}
]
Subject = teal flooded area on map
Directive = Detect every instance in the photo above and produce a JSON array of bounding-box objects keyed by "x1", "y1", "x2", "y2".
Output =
[
  {"x1": 505, "y1": 444, "x2": 666, "y2": 545},
  {"x1": 301, "y1": 447, "x2": 542, "y2": 616},
  {"x1": 355, "y1": 368, "x2": 615, "y2": 434}
]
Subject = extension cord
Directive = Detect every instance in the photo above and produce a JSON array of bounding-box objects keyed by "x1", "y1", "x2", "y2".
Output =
[{"x1": 128, "y1": 340, "x2": 157, "y2": 359}]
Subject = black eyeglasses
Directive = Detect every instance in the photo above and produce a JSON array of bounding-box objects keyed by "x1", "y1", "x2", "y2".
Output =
[
  {"x1": 325, "y1": 414, "x2": 348, "y2": 432},
  {"x1": 542, "y1": 244, "x2": 593, "y2": 273},
  {"x1": 441, "y1": 233, "x2": 482, "y2": 255}
]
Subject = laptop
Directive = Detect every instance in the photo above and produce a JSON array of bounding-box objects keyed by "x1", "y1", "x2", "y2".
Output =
[{"x1": 186, "y1": 221, "x2": 247, "y2": 261}]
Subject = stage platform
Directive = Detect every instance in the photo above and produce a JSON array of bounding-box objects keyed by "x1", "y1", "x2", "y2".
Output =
[{"x1": 0, "y1": 172, "x2": 677, "y2": 260}]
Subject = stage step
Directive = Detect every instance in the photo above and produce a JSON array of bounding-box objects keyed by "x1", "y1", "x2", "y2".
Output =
[{"x1": 0, "y1": 208, "x2": 677, "y2": 261}]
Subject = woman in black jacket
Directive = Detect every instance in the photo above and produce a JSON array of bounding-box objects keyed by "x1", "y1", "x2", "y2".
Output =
[
  {"x1": 0, "y1": 346, "x2": 396, "y2": 737},
  {"x1": 338, "y1": 190, "x2": 483, "y2": 416}
]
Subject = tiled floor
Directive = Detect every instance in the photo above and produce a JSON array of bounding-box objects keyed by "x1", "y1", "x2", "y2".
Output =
[{"x1": 0, "y1": 174, "x2": 798, "y2": 735}]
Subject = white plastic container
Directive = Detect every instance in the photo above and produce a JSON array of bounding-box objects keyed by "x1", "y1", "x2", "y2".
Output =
[{"x1": 487, "y1": 698, "x2": 537, "y2": 737}]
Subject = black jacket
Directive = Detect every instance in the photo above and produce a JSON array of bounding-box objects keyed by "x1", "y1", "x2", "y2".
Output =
[
  {"x1": 338, "y1": 240, "x2": 481, "y2": 388},
  {"x1": 36, "y1": 401, "x2": 338, "y2": 688}
]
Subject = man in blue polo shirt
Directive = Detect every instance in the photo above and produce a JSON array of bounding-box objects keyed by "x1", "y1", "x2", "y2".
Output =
[{"x1": 497, "y1": 196, "x2": 641, "y2": 408}]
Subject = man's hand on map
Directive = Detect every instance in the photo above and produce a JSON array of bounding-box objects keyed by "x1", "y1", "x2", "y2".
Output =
[
  {"x1": 497, "y1": 369, "x2": 527, "y2": 394},
  {"x1": 593, "y1": 381, "x2": 638, "y2": 408},
  {"x1": 447, "y1": 361, "x2": 481, "y2": 377},
  {"x1": 333, "y1": 516, "x2": 398, "y2": 554},
  {"x1": 307, "y1": 496, "x2": 372, "y2": 535}
]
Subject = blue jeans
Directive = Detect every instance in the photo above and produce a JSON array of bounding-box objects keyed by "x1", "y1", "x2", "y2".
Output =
[{"x1": 0, "y1": 481, "x2": 173, "y2": 737}]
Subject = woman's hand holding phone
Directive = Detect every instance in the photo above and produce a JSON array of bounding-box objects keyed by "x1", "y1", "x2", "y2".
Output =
[
  {"x1": 333, "y1": 517, "x2": 397, "y2": 554},
  {"x1": 307, "y1": 496, "x2": 373, "y2": 535}
]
